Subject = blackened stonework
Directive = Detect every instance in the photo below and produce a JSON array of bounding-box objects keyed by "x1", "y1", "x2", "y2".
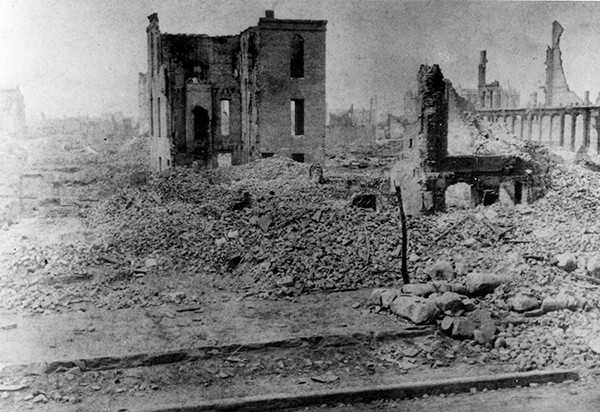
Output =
[
  {"x1": 418, "y1": 64, "x2": 447, "y2": 173},
  {"x1": 144, "y1": 11, "x2": 327, "y2": 171}
]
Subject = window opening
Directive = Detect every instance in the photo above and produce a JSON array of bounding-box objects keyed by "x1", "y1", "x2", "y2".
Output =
[
  {"x1": 291, "y1": 34, "x2": 304, "y2": 78},
  {"x1": 220, "y1": 100, "x2": 230, "y2": 136},
  {"x1": 291, "y1": 153, "x2": 305, "y2": 163},
  {"x1": 291, "y1": 99, "x2": 304, "y2": 135}
]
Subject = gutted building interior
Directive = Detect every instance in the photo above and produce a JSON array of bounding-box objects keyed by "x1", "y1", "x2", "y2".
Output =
[{"x1": 142, "y1": 10, "x2": 327, "y2": 171}]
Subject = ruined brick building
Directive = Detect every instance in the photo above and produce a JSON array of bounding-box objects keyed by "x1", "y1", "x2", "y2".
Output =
[
  {"x1": 458, "y1": 51, "x2": 520, "y2": 110},
  {"x1": 0, "y1": 87, "x2": 26, "y2": 137},
  {"x1": 141, "y1": 11, "x2": 327, "y2": 171},
  {"x1": 392, "y1": 65, "x2": 543, "y2": 215}
]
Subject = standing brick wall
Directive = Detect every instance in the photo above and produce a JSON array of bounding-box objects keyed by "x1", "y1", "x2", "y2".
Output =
[{"x1": 256, "y1": 19, "x2": 326, "y2": 163}]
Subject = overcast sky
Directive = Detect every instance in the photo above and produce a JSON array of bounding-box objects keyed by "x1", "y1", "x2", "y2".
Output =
[{"x1": 1, "y1": 0, "x2": 600, "y2": 121}]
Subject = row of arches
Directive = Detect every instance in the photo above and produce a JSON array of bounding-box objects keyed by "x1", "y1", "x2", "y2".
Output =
[{"x1": 480, "y1": 110, "x2": 600, "y2": 154}]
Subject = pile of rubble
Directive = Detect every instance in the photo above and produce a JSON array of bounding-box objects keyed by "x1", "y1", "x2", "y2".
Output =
[
  {"x1": 84, "y1": 157, "x2": 404, "y2": 295},
  {"x1": 365, "y1": 162, "x2": 600, "y2": 372}
]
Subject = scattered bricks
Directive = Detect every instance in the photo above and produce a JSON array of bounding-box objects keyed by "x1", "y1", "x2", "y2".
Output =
[
  {"x1": 451, "y1": 317, "x2": 477, "y2": 339},
  {"x1": 32, "y1": 394, "x2": 48, "y2": 404},
  {"x1": 494, "y1": 337, "x2": 507, "y2": 349},
  {"x1": 588, "y1": 337, "x2": 600, "y2": 355},
  {"x1": 466, "y1": 309, "x2": 497, "y2": 344},
  {"x1": 129, "y1": 171, "x2": 149, "y2": 186},
  {"x1": 390, "y1": 296, "x2": 440, "y2": 325},
  {"x1": 368, "y1": 288, "x2": 402, "y2": 307},
  {"x1": 449, "y1": 283, "x2": 469, "y2": 296},
  {"x1": 541, "y1": 292, "x2": 583, "y2": 313},
  {"x1": 463, "y1": 237, "x2": 480, "y2": 248},
  {"x1": 555, "y1": 253, "x2": 578, "y2": 273},
  {"x1": 474, "y1": 321, "x2": 497, "y2": 345},
  {"x1": 465, "y1": 273, "x2": 505, "y2": 296},
  {"x1": 507, "y1": 293, "x2": 540, "y2": 313},
  {"x1": 441, "y1": 315, "x2": 454, "y2": 332},
  {"x1": 380, "y1": 289, "x2": 402, "y2": 308},
  {"x1": 369, "y1": 289, "x2": 386, "y2": 306},
  {"x1": 541, "y1": 296, "x2": 568, "y2": 313},
  {"x1": 401, "y1": 283, "x2": 436, "y2": 297},
  {"x1": 587, "y1": 256, "x2": 600, "y2": 278},
  {"x1": 426, "y1": 260, "x2": 455, "y2": 281},
  {"x1": 432, "y1": 291, "x2": 465, "y2": 313},
  {"x1": 462, "y1": 298, "x2": 477, "y2": 311},
  {"x1": 309, "y1": 164, "x2": 324, "y2": 184},
  {"x1": 468, "y1": 309, "x2": 494, "y2": 326},
  {"x1": 276, "y1": 276, "x2": 294, "y2": 288},
  {"x1": 431, "y1": 281, "x2": 452, "y2": 293},
  {"x1": 311, "y1": 210, "x2": 322, "y2": 222}
]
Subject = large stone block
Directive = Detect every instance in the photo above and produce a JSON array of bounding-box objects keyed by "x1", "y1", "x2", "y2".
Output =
[
  {"x1": 389, "y1": 296, "x2": 439, "y2": 325},
  {"x1": 465, "y1": 272, "x2": 505, "y2": 296}
]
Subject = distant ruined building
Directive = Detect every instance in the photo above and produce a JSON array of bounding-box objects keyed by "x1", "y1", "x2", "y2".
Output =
[
  {"x1": 0, "y1": 87, "x2": 26, "y2": 137},
  {"x1": 477, "y1": 51, "x2": 520, "y2": 109},
  {"x1": 544, "y1": 20, "x2": 583, "y2": 107},
  {"x1": 475, "y1": 21, "x2": 600, "y2": 153},
  {"x1": 457, "y1": 51, "x2": 520, "y2": 110},
  {"x1": 141, "y1": 10, "x2": 327, "y2": 171}
]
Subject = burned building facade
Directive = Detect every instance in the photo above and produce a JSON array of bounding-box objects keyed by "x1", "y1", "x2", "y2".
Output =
[
  {"x1": 392, "y1": 65, "x2": 542, "y2": 215},
  {"x1": 477, "y1": 51, "x2": 520, "y2": 109},
  {"x1": 457, "y1": 51, "x2": 520, "y2": 110},
  {"x1": 144, "y1": 11, "x2": 327, "y2": 171}
]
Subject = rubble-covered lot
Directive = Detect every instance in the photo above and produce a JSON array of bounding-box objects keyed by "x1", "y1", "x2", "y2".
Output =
[{"x1": 3, "y1": 133, "x2": 600, "y2": 408}]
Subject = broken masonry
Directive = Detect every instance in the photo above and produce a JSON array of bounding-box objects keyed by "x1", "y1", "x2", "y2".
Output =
[{"x1": 392, "y1": 64, "x2": 544, "y2": 215}]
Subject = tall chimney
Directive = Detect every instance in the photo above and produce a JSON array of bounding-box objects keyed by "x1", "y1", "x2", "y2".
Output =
[{"x1": 478, "y1": 50, "x2": 487, "y2": 87}]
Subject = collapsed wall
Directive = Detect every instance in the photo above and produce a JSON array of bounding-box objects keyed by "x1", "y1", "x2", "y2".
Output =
[{"x1": 391, "y1": 65, "x2": 549, "y2": 215}]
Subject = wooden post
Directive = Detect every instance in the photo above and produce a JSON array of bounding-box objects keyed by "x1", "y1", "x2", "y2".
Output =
[{"x1": 394, "y1": 183, "x2": 410, "y2": 285}]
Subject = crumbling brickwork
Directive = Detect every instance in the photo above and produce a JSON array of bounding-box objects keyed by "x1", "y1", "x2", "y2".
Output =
[
  {"x1": 472, "y1": 51, "x2": 519, "y2": 109},
  {"x1": 143, "y1": 11, "x2": 327, "y2": 171},
  {"x1": 418, "y1": 64, "x2": 447, "y2": 173},
  {"x1": 392, "y1": 65, "x2": 542, "y2": 215},
  {"x1": 545, "y1": 21, "x2": 582, "y2": 107}
]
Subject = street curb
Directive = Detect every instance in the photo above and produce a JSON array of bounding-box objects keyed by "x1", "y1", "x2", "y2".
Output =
[
  {"x1": 0, "y1": 326, "x2": 433, "y2": 376},
  {"x1": 136, "y1": 369, "x2": 579, "y2": 412}
]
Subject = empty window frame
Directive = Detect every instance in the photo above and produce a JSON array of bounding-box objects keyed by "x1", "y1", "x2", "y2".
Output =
[
  {"x1": 290, "y1": 34, "x2": 304, "y2": 78},
  {"x1": 157, "y1": 97, "x2": 161, "y2": 137},
  {"x1": 220, "y1": 99, "x2": 230, "y2": 136},
  {"x1": 150, "y1": 96, "x2": 154, "y2": 135},
  {"x1": 291, "y1": 99, "x2": 304, "y2": 136}
]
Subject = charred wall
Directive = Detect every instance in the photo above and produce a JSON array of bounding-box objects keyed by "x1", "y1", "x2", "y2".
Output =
[
  {"x1": 256, "y1": 17, "x2": 327, "y2": 164},
  {"x1": 145, "y1": 11, "x2": 327, "y2": 171}
]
